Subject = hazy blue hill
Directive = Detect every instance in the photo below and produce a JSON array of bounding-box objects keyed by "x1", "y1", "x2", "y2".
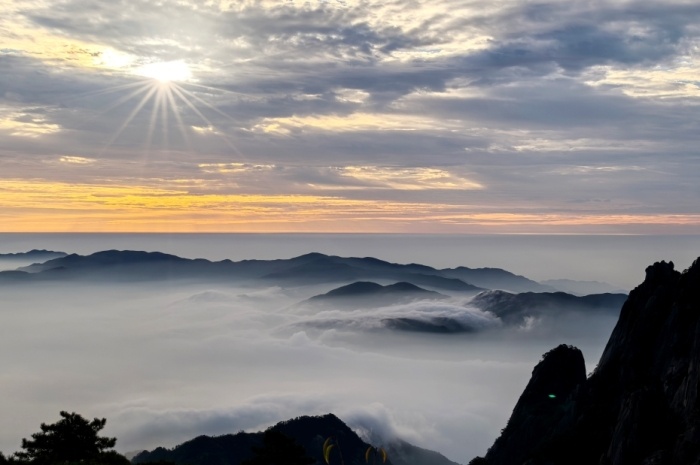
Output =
[
  {"x1": 263, "y1": 255, "x2": 483, "y2": 292},
  {"x1": 440, "y1": 266, "x2": 555, "y2": 293},
  {"x1": 291, "y1": 280, "x2": 491, "y2": 334},
  {"x1": 470, "y1": 290, "x2": 627, "y2": 325},
  {"x1": 6, "y1": 250, "x2": 594, "y2": 298},
  {"x1": 0, "y1": 249, "x2": 67, "y2": 260},
  {"x1": 17, "y1": 251, "x2": 232, "y2": 283},
  {"x1": 11, "y1": 250, "x2": 482, "y2": 291},
  {"x1": 0, "y1": 249, "x2": 627, "y2": 296},
  {"x1": 381, "y1": 316, "x2": 477, "y2": 333},
  {"x1": 392, "y1": 274, "x2": 481, "y2": 292},
  {"x1": 319, "y1": 281, "x2": 385, "y2": 296},
  {"x1": 132, "y1": 414, "x2": 459, "y2": 465},
  {"x1": 234, "y1": 253, "x2": 347, "y2": 278},
  {"x1": 540, "y1": 278, "x2": 627, "y2": 295},
  {"x1": 21, "y1": 250, "x2": 192, "y2": 272},
  {"x1": 261, "y1": 259, "x2": 363, "y2": 282},
  {"x1": 387, "y1": 281, "x2": 425, "y2": 292},
  {"x1": 331, "y1": 255, "x2": 438, "y2": 275},
  {"x1": 310, "y1": 281, "x2": 444, "y2": 299},
  {"x1": 0, "y1": 270, "x2": 31, "y2": 280},
  {"x1": 18, "y1": 250, "x2": 262, "y2": 282},
  {"x1": 301, "y1": 281, "x2": 448, "y2": 311}
]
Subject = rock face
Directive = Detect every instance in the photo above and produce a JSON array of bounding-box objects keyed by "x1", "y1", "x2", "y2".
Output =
[
  {"x1": 478, "y1": 258, "x2": 700, "y2": 465},
  {"x1": 484, "y1": 345, "x2": 586, "y2": 465}
]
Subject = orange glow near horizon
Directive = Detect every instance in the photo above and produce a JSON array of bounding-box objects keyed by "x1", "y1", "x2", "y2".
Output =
[{"x1": 2, "y1": 179, "x2": 700, "y2": 233}]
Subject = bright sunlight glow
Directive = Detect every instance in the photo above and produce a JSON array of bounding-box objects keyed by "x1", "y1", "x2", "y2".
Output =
[
  {"x1": 135, "y1": 60, "x2": 192, "y2": 83},
  {"x1": 96, "y1": 48, "x2": 135, "y2": 69},
  {"x1": 90, "y1": 58, "x2": 240, "y2": 160}
]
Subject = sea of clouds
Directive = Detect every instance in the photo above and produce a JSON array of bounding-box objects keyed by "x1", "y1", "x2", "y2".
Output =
[{"x1": 0, "y1": 275, "x2": 621, "y2": 463}]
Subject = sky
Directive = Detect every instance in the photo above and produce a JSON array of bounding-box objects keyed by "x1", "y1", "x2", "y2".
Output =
[{"x1": 1, "y1": 0, "x2": 700, "y2": 233}]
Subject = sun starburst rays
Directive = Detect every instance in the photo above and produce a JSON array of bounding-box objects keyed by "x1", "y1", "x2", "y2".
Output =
[
  {"x1": 82, "y1": 62, "x2": 239, "y2": 159},
  {"x1": 169, "y1": 84, "x2": 243, "y2": 156},
  {"x1": 99, "y1": 83, "x2": 160, "y2": 155}
]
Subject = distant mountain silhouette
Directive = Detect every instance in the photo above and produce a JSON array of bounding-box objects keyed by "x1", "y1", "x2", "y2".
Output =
[
  {"x1": 540, "y1": 278, "x2": 627, "y2": 296},
  {"x1": 20, "y1": 250, "x2": 207, "y2": 278},
  {"x1": 472, "y1": 257, "x2": 700, "y2": 465},
  {"x1": 10, "y1": 250, "x2": 483, "y2": 292},
  {"x1": 379, "y1": 316, "x2": 478, "y2": 333},
  {"x1": 0, "y1": 270, "x2": 31, "y2": 281},
  {"x1": 289, "y1": 281, "x2": 496, "y2": 334},
  {"x1": 9, "y1": 249, "x2": 616, "y2": 299},
  {"x1": 260, "y1": 255, "x2": 483, "y2": 292},
  {"x1": 0, "y1": 249, "x2": 67, "y2": 261},
  {"x1": 132, "y1": 414, "x2": 459, "y2": 465},
  {"x1": 317, "y1": 281, "x2": 422, "y2": 297},
  {"x1": 469, "y1": 290, "x2": 627, "y2": 326},
  {"x1": 303, "y1": 281, "x2": 447, "y2": 309},
  {"x1": 441, "y1": 267, "x2": 555, "y2": 293}
]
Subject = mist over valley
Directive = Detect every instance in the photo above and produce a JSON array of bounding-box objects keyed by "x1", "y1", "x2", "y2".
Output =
[{"x1": 0, "y1": 240, "x2": 638, "y2": 463}]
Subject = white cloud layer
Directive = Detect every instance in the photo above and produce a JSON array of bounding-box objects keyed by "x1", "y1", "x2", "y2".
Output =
[{"x1": 0, "y1": 276, "x2": 619, "y2": 462}]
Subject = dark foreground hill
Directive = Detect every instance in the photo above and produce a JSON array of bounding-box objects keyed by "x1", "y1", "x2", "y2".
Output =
[
  {"x1": 132, "y1": 413, "x2": 459, "y2": 465},
  {"x1": 473, "y1": 257, "x2": 700, "y2": 465}
]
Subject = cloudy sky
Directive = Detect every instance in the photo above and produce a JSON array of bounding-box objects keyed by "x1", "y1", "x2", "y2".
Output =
[{"x1": 1, "y1": 0, "x2": 699, "y2": 233}]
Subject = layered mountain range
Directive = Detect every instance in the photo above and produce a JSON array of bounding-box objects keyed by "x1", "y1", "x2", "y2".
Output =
[
  {"x1": 0, "y1": 249, "x2": 67, "y2": 261},
  {"x1": 1, "y1": 250, "x2": 559, "y2": 293},
  {"x1": 0, "y1": 249, "x2": 627, "y2": 335},
  {"x1": 469, "y1": 290, "x2": 627, "y2": 326}
]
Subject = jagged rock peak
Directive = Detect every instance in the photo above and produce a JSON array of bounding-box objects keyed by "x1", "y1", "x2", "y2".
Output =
[
  {"x1": 644, "y1": 259, "x2": 677, "y2": 282},
  {"x1": 477, "y1": 256, "x2": 700, "y2": 465},
  {"x1": 483, "y1": 345, "x2": 585, "y2": 465},
  {"x1": 528, "y1": 345, "x2": 586, "y2": 401}
]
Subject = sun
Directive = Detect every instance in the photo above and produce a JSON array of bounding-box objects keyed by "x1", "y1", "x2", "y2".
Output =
[
  {"x1": 135, "y1": 60, "x2": 192, "y2": 83},
  {"x1": 79, "y1": 55, "x2": 242, "y2": 157}
]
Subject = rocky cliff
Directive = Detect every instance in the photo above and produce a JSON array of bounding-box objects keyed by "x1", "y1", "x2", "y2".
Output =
[{"x1": 476, "y1": 258, "x2": 700, "y2": 465}]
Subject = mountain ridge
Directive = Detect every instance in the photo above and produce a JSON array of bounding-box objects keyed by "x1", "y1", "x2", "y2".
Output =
[
  {"x1": 441, "y1": 266, "x2": 555, "y2": 293},
  {"x1": 4, "y1": 249, "x2": 611, "y2": 295},
  {"x1": 0, "y1": 249, "x2": 67, "y2": 260},
  {"x1": 5, "y1": 250, "x2": 502, "y2": 292},
  {"x1": 469, "y1": 290, "x2": 627, "y2": 325}
]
